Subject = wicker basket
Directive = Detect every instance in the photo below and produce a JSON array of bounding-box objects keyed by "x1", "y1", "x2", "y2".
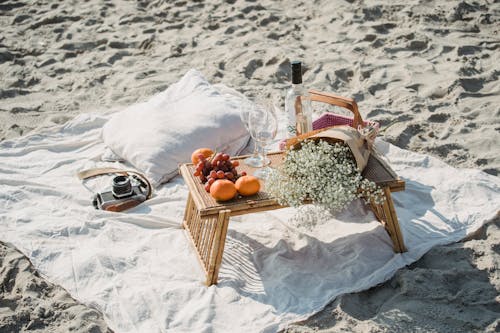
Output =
[{"x1": 279, "y1": 90, "x2": 379, "y2": 150}]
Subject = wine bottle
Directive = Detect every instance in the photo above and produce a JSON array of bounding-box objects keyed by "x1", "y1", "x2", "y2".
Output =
[{"x1": 285, "y1": 61, "x2": 312, "y2": 137}]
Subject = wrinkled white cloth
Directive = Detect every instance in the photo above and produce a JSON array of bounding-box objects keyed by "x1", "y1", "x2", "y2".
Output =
[{"x1": 0, "y1": 113, "x2": 498, "y2": 333}]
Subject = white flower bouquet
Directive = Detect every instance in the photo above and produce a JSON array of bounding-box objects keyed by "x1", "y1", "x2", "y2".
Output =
[{"x1": 266, "y1": 139, "x2": 385, "y2": 213}]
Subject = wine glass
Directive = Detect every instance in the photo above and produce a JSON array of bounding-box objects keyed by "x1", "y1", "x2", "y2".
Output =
[
  {"x1": 248, "y1": 97, "x2": 278, "y2": 179},
  {"x1": 239, "y1": 99, "x2": 263, "y2": 167}
]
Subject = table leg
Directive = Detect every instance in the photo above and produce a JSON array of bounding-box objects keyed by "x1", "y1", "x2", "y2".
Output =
[
  {"x1": 182, "y1": 192, "x2": 194, "y2": 229},
  {"x1": 370, "y1": 187, "x2": 407, "y2": 253},
  {"x1": 207, "y1": 209, "x2": 231, "y2": 285},
  {"x1": 183, "y1": 202, "x2": 231, "y2": 285}
]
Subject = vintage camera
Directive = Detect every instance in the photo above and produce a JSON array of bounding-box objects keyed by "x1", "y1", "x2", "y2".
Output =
[{"x1": 93, "y1": 175, "x2": 148, "y2": 212}]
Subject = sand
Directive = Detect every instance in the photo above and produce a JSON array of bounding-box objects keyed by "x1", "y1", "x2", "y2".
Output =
[
  {"x1": 0, "y1": 241, "x2": 112, "y2": 333},
  {"x1": 0, "y1": 0, "x2": 499, "y2": 332}
]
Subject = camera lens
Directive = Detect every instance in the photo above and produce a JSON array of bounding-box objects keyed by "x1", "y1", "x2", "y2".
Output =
[{"x1": 112, "y1": 175, "x2": 133, "y2": 198}]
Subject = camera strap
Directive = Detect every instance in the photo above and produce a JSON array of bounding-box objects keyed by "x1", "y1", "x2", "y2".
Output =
[{"x1": 77, "y1": 167, "x2": 153, "y2": 212}]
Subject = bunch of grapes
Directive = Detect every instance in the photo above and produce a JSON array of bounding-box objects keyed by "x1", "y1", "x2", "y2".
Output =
[{"x1": 193, "y1": 152, "x2": 247, "y2": 192}]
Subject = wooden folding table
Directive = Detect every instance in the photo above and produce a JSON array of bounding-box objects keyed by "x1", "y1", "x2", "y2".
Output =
[{"x1": 179, "y1": 151, "x2": 405, "y2": 286}]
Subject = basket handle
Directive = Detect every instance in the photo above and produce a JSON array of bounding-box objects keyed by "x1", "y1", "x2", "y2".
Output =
[{"x1": 308, "y1": 90, "x2": 363, "y2": 128}]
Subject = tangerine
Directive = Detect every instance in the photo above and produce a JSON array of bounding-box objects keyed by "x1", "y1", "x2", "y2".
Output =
[
  {"x1": 235, "y1": 175, "x2": 260, "y2": 196},
  {"x1": 191, "y1": 148, "x2": 214, "y2": 165},
  {"x1": 210, "y1": 179, "x2": 237, "y2": 201}
]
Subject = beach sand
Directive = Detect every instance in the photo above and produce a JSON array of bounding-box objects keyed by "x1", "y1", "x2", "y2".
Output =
[
  {"x1": 1, "y1": 0, "x2": 498, "y2": 332},
  {"x1": 0, "y1": 241, "x2": 112, "y2": 332}
]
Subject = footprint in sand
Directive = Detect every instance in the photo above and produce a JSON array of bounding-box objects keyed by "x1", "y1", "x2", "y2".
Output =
[
  {"x1": 459, "y1": 78, "x2": 484, "y2": 93},
  {"x1": 243, "y1": 59, "x2": 263, "y2": 79},
  {"x1": 428, "y1": 113, "x2": 450, "y2": 123}
]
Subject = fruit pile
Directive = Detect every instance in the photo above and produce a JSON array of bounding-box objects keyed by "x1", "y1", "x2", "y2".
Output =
[{"x1": 190, "y1": 148, "x2": 260, "y2": 201}]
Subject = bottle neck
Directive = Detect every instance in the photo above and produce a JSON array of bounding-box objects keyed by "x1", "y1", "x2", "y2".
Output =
[{"x1": 291, "y1": 61, "x2": 303, "y2": 84}]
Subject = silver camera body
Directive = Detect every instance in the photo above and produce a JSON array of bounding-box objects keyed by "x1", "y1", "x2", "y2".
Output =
[{"x1": 93, "y1": 175, "x2": 147, "y2": 211}]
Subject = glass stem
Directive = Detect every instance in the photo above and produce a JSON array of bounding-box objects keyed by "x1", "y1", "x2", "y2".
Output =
[
  {"x1": 259, "y1": 143, "x2": 267, "y2": 167},
  {"x1": 252, "y1": 140, "x2": 259, "y2": 158}
]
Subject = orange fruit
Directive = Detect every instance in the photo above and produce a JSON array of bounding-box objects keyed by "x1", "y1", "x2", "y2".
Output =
[
  {"x1": 191, "y1": 148, "x2": 214, "y2": 165},
  {"x1": 235, "y1": 175, "x2": 260, "y2": 196},
  {"x1": 210, "y1": 179, "x2": 237, "y2": 201}
]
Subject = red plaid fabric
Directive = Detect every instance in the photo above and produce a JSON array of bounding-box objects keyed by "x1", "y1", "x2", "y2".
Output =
[{"x1": 279, "y1": 113, "x2": 379, "y2": 150}]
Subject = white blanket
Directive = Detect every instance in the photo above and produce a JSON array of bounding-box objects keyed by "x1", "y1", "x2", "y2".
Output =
[{"x1": 0, "y1": 113, "x2": 498, "y2": 333}]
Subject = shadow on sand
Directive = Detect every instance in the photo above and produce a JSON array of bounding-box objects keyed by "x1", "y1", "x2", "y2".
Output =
[{"x1": 281, "y1": 215, "x2": 500, "y2": 333}]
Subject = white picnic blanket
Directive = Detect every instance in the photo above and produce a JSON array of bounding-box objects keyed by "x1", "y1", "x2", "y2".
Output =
[{"x1": 0, "y1": 113, "x2": 498, "y2": 333}]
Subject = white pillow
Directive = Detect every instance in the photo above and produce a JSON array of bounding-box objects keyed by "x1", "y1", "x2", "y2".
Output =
[{"x1": 102, "y1": 69, "x2": 250, "y2": 186}]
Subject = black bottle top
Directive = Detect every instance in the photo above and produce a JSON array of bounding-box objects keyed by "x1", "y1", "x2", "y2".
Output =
[{"x1": 291, "y1": 61, "x2": 303, "y2": 84}]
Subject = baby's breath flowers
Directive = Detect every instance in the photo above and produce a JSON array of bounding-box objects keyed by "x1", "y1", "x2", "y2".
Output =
[{"x1": 267, "y1": 139, "x2": 385, "y2": 214}]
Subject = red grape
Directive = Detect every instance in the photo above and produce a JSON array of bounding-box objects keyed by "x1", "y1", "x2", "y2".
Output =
[{"x1": 192, "y1": 151, "x2": 245, "y2": 184}]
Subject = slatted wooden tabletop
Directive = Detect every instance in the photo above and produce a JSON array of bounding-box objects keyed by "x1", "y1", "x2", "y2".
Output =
[
  {"x1": 363, "y1": 152, "x2": 405, "y2": 192},
  {"x1": 179, "y1": 150, "x2": 403, "y2": 217}
]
